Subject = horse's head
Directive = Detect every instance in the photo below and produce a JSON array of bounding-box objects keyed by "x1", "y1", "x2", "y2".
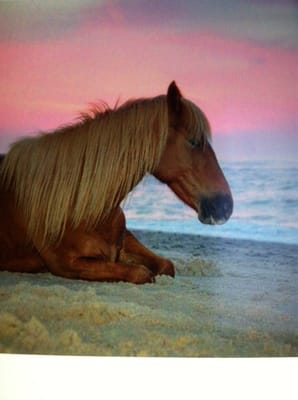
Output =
[{"x1": 154, "y1": 81, "x2": 233, "y2": 225}]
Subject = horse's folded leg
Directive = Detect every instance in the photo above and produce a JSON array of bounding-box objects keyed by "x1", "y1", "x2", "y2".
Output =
[
  {"x1": 154, "y1": 258, "x2": 175, "y2": 277},
  {"x1": 0, "y1": 256, "x2": 47, "y2": 273},
  {"x1": 121, "y1": 230, "x2": 175, "y2": 277},
  {"x1": 44, "y1": 257, "x2": 155, "y2": 284}
]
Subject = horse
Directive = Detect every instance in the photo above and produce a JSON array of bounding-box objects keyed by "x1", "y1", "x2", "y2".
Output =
[{"x1": 0, "y1": 81, "x2": 233, "y2": 284}]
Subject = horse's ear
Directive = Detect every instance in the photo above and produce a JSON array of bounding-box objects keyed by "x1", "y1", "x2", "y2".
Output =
[{"x1": 167, "y1": 81, "x2": 182, "y2": 113}]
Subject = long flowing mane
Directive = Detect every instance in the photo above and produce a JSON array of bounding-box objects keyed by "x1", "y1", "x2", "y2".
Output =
[{"x1": 0, "y1": 94, "x2": 210, "y2": 246}]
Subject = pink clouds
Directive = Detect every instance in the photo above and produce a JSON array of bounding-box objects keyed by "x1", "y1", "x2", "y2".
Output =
[
  {"x1": 187, "y1": 34, "x2": 297, "y2": 136},
  {"x1": 0, "y1": 2, "x2": 297, "y2": 158}
]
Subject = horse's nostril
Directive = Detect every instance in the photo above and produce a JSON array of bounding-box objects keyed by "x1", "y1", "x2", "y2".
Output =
[
  {"x1": 200, "y1": 194, "x2": 233, "y2": 225},
  {"x1": 222, "y1": 195, "x2": 233, "y2": 217}
]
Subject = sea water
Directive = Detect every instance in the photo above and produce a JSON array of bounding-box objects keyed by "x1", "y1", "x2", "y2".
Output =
[{"x1": 124, "y1": 160, "x2": 298, "y2": 245}]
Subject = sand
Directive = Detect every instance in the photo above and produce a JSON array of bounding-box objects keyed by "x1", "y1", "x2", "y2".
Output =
[{"x1": 0, "y1": 230, "x2": 297, "y2": 357}]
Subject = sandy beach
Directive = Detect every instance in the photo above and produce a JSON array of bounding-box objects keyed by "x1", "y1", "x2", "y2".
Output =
[{"x1": 0, "y1": 229, "x2": 297, "y2": 357}]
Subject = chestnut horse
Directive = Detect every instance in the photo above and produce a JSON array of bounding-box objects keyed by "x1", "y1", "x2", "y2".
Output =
[{"x1": 0, "y1": 82, "x2": 233, "y2": 283}]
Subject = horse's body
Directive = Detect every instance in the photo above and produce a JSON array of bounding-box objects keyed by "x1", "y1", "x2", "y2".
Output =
[{"x1": 0, "y1": 82, "x2": 233, "y2": 283}]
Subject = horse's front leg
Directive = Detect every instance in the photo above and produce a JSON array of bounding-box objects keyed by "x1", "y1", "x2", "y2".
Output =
[
  {"x1": 39, "y1": 231, "x2": 155, "y2": 284},
  {"x1": 120, "y1": 230, "x2": 175, "y2": 277}
]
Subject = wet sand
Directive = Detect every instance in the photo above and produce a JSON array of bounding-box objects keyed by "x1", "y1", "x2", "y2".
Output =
[{"x1": 0, "y1": 230, "x2": 297, "y2": 356}]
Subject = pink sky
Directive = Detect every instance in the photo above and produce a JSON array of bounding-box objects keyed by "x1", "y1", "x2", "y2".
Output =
[{"x1": 0, "y1": 1, "x2": 297, "y2": 160}]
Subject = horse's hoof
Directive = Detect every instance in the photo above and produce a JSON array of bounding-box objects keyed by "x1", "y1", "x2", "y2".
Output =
[
  {"x1": 130, "y1": 266, "x2": 155, "y2": 284},
  {"x1": 157, "y1": 259, "x2": 175, "y2": 278}
]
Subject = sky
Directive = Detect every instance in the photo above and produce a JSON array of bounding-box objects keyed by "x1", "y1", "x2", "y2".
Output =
[{"x1": 0, "y1": 0, "x2": 297, "y2": 161}]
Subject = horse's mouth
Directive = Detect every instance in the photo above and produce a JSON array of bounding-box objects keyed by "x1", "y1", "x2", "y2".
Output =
[
  {"x1": 197, "y1": 194, "x2": 233, "y2": 225},
  {"x1": 198, "y1": 215, "x2": 227, "y2": 225}
]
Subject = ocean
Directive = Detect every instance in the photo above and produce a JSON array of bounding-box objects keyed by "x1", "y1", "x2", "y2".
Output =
[{"x1": 124, "y1": 160, "x2": 298, "y2": 245}]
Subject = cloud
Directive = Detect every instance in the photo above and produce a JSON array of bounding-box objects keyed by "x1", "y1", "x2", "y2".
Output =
[
  {"x1": 203, "y1": 0, "x2": 298, "y2": 49},
  {"x1": 1, "y1": 0, "x2": 296, "y2": 48},
  {"x1": 0, "y1": 0, "x2": 107, "y2": 41},
  {"x1": 117, "y1": 0, "x2": 298, "y2": 48}
]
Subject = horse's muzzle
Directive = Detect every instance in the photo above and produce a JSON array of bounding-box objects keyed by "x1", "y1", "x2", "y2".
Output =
[{"x1": 198, "y1": 194, "x2": 233, "y2": 225}]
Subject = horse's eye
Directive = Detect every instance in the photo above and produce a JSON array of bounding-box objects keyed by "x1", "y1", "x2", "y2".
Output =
[
  {"x1": 189, "y1": 139, "x2": 197, "y2": 148},
  {"x1": 188, "y1": 139, "x2": 202, "y2": 149}
]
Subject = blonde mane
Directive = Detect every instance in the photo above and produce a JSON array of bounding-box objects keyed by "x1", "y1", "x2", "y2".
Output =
[{"x1": 1, "y1": 94, "x2": 210, "y2": 246}]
